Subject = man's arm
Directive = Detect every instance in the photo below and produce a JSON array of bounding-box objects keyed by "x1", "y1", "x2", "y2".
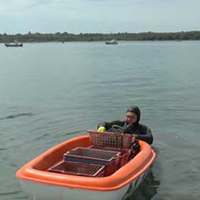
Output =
[
  {"x1": 97, "y1": 120, "x2": 125, "y2": 131},
  {"x1": 137, "y1": 125, "x2": 153, "y2": 145}
]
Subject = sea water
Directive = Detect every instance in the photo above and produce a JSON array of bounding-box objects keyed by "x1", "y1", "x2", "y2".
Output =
[{"x1": 0, "y1": 41, "x2": 200, "y2": 200}]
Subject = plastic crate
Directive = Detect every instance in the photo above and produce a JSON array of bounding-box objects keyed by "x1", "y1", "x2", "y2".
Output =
[
  {"x1": 64, "y1": 147, "x2": 120, "y2": 176},
  {"x1": 90, "y1": 146, "x2": 131, "y2": 168},
  {"x1": 64, "y1": 147, "x2": 120, "y2": 166},
  {"x1": 48, "y1": 161, "x2": 105, "y2": 177},
  {"x1": 87, "y1": 130, "x2": 134, "y2": 150},
  {"x1": 118, "y1": 149, "x2": 132, "y2": 167}
]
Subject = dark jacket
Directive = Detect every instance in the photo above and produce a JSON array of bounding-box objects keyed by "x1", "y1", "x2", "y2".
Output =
[{"x1": 98, "y1": 120, "x2": 153, "y2": 145}]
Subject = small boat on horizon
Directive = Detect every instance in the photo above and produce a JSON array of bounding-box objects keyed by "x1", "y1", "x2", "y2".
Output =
[
  {"x1": 4, "y1": 42, "x2": 23, "y2": 47},
  {"x1": 105, "y1": 39, "x2": 118, "y2": 45},
  {"x1": 16, "y1": 130, "x2": 155, "y2": 200}
]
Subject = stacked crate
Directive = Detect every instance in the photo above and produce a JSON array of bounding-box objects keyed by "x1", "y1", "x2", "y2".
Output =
[
  {"x1": 88, "y1": 130, "x2": 134, "y2": 168},
  {"x1": 49, "y1": 130, "x2": 134, "y2": 177}
]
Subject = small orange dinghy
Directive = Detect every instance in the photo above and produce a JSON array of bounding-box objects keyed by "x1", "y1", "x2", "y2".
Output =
[{"x1": 16, "y1": 131, "x2": 155, "y2": 200}]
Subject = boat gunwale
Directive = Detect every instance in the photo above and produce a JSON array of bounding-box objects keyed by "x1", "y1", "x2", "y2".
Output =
[{"x1": 16, "y1": 135, "x2": 155, "y2": 191}]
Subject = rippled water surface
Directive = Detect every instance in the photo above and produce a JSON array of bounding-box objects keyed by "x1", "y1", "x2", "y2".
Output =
[{"x1": 0, "y1": 41, "x2": 200, "y2": 200}]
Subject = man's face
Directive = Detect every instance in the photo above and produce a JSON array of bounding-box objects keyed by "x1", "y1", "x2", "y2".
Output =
[{"x1": 125, "y1": 112, "x2": 137, "y2": 124}]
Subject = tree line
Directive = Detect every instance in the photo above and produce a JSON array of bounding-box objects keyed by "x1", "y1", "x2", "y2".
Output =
[{"x1": 0, "y1": 31, "x2": 200, "y2": 43}]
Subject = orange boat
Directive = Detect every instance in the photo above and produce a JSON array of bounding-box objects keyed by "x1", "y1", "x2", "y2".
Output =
[{"x1": 16, "y1": 131, "x2": 155, "y2": 200}]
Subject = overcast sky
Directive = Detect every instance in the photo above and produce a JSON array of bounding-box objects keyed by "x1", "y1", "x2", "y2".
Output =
[{"x1": 0, "y1": 0, "x2": 200, "y2": 34}]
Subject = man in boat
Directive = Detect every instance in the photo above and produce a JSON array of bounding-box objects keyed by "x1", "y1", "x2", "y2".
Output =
[{"x1": 97, "y1": 105, "x2": 153, "y2": 145}]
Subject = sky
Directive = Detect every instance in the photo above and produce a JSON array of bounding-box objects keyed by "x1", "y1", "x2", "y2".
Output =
[{"x1": 0, "y1": 0, "x2": 200, "y2": 34}]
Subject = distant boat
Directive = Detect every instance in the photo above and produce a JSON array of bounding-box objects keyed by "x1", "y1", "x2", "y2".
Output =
[
  {"x1": 4, "y1": 42, "x2": 23, "y2": 47},
  {"x1": 105, "y1": 39, "x2": 118, "y2": 45}
]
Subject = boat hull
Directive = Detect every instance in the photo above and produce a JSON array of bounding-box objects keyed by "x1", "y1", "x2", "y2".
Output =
[
  {"x1": 16, "y1": 135, "x2": 155, "y2": 200},
  {"x1": 5, "y1": 43, "x2": 23, "y2": 47},
  {"x1": 105, "y1": 42, "x2": 118, "y2": 45},
  {"x1": 105, "y1": 39, "x2": 118, "y2": 45},
  {"x1": 19, "y1": 169, "x2": 148, "y2": 200}
]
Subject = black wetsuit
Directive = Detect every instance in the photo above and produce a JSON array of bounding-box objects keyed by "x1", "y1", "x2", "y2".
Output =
[{"x1": 98, "y1": 120, "x2": 153, "y2": 145}]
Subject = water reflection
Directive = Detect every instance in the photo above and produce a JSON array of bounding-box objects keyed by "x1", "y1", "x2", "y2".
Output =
[
  {"x1": 128, "y1": 147, "x2": 161, "y2": 200},
  {"x1": 128, "y1": 168, "x2": 160, "y2": 200}
]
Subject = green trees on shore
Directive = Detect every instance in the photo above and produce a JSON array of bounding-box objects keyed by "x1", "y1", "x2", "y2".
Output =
[{"x1": 1, "y1": 31, "x2": 200, "y2": 43}]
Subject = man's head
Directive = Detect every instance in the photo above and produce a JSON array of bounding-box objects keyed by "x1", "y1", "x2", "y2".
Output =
[{"x1": 125, "y1": 105, "x2": 141, "y2": 125}]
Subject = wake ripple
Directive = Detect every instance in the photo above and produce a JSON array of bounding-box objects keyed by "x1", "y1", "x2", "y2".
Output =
[
  {"x1": 0, "y1": 190, "x2": 21, "y2": 196},
  {"x1": 0, "y1": 113, "x2": 34, "y2": 120}
]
